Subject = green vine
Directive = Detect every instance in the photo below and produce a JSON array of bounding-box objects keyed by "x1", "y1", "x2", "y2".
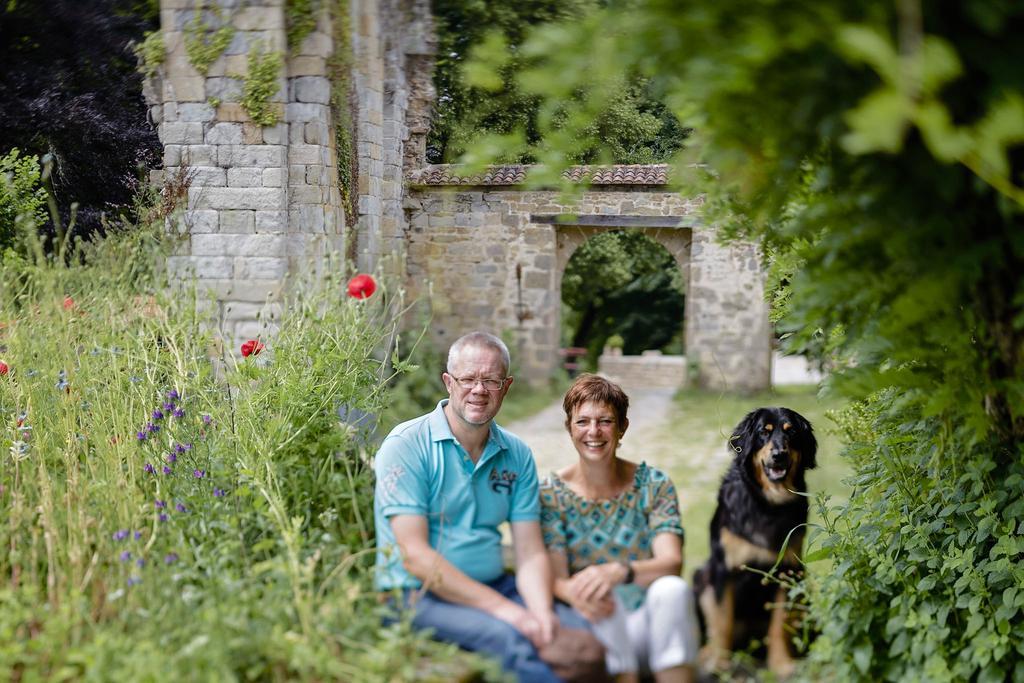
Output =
[
  {"x1": 286, "y1": 0, "x2": 321, "y2": 54},
  {"x1": 328, "y1": 0, "x2": 356, "y2": 234},
  {"x1": 241, "y1": 47, "x2": 283, "y2": 126},
  {"x1": 184, "y1": 2, "x2": 235, "y2": 76},
  {"x1": 134, "y1": 30, "x2": 165, "y2": 79}
]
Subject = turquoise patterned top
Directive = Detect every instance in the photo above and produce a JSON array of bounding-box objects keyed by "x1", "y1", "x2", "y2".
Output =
[{"x1": 539, "y1": 462, "x2": 684, "y2": 610}]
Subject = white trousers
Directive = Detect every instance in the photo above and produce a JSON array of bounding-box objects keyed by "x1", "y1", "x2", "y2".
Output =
[{"x1": 591, "y1": 575, "x2": 700, "y2": 674}]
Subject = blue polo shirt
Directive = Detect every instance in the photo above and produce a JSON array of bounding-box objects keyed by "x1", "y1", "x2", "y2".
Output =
[{"x1": 373, "y1": 400, "x2": 540, "y2": 591}]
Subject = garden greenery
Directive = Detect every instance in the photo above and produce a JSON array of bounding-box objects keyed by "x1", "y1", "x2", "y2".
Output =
[
  {"x1": 184, "y1": 1, "x2": 235, "y2": 76},
  {"x1": 241, "y1": 47, "x2": 284, "y2": 127},
  {"x1": 461, "y1": 0, "x2": 1024, "y2": 679},
  {"x1": 0, "y1": 192, "x2": 492, "y2": 680}
]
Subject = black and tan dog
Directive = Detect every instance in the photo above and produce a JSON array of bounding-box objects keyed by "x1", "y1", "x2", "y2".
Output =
[{"x1": 694, "y1": 407, "x2": 817, "y2": 677}]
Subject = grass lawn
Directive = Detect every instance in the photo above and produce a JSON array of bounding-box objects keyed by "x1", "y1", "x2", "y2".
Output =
[{"x1": 660, "y1": 385, "x2": 851, "y2": 574}]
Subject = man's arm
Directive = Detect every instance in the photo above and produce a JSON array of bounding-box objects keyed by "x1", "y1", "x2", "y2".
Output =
[
  {"x1": 390, "y1": 514, "x2": 546, "y2": 644},
  {"x1": 510, "y1": 519, "x2": 558, "y2": 645}
]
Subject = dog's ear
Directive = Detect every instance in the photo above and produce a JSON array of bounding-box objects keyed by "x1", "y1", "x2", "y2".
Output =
[
  {"x1": 787, "y1": 408, "x2": 818, "y2": 470},
  {"x1": 728, "y1": 409, "x2": 762, "y2": 462}
]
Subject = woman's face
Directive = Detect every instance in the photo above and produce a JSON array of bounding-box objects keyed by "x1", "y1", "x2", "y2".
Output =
[{"x1": 569, "y1": 400, "x2": 625, "y2": 464}]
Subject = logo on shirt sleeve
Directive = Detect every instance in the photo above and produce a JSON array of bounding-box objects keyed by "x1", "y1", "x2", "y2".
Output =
[
  {"x1": 380, "y1": 464, "x2": 406, "y2": 502},
  {"x1": 489, "y1": 468, "x2": 518, "y2": 494}
]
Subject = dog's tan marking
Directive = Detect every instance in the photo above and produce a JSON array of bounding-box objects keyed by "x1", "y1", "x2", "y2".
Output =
[
  {"x1": 764, "y1": 423, "x2": 774, "y2": 431},
  {"x1": 754, "y1": 444, "x2": 803, "y2": 504},
  {"x1": 699, "y1": 580, "x2": 735, "y2": 671},
  {"x1": 766, "y1": 584, "x2": 797, "y2": 677},
  {"x1": 720, "y1": 527, "x2": 802, "y2": 569},
  {"x1": 782, "y1": 422, "x2": 791, "y2": 431}
]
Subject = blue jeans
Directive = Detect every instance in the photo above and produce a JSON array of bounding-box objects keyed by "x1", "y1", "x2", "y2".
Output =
[{"x1": 394, "y1": 573, "x2": 591, "y2": 683}]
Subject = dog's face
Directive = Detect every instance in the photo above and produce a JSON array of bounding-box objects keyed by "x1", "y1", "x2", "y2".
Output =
[{"x1": 730, "y1": 407, "x2": 817, "y2": 504}]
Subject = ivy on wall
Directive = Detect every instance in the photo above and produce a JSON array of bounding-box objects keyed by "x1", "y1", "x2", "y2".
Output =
[
  {"x1": 286, "y1": 0, "x2": 319, "y2": 53},
  {"x1": 134, "y1": 30, "x2": 165, "y2": 79},
  {"x1": 328, "y1": 0, "x2": 356, "y2": 232},
  {"x1": 240, "y1": 47, "x2": 283, "y2": 126},
  {"x1": 183, "y1": 2, "x2": 235, "y2": 76}
]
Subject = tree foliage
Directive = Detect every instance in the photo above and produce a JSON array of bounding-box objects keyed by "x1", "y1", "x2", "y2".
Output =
[
  {"x1": 0, "y1": 0, "x2": 161, "y2": 246},
  {"x1": 464, "y1": 0, "x2": 1024, "y2": 679},
  {"x1": 562, "y1": 231, "x2": 684, "y2": 364},
  {"x1": 427, "y1": 0, "x2": 687, "y2": 164}
]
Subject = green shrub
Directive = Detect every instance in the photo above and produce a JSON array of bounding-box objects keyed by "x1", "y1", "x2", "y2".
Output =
[{"x1": 0, "y1": 149, "x2": 47, "y2": 251}]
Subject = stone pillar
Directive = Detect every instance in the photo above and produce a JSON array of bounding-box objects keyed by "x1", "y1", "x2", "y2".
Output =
[
  {"x1": 148, "y1": 0, "x2": 344, "y2": 345},
  {"x1": 686, "y1": 226, "x2": 771, "y2": 392}
]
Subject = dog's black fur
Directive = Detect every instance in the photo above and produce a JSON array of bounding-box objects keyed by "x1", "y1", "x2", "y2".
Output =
[{"x1": 694, "y1": 407, "x2": 817, "y2": 675}]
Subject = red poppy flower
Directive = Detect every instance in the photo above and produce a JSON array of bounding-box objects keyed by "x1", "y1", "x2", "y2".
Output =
[
  {"x1": 0, "y1": 361, "x2": 8, "y2": 376},
  {"x1": 347, "y1": 274, "x2": 377, "y2": 299},
  {"x1": 240, "y1": 339, "x2": 264, "y2": 358},
  {"x1": 63, "y1": 296, "x2": 75, "y2": 310}
]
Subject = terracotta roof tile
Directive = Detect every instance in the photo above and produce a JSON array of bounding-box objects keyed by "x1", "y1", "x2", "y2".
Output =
[{"x1": 407, "y1": 164, "x2": 669, "y2": 187}]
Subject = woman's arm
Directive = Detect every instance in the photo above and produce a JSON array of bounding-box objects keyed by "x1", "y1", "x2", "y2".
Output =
[
  {"x1": 629, "y1": 531, "x2": 683, "y2": 588},
  {"x1": 549, "y1": 548, "x2": 616, "y2": 622}
]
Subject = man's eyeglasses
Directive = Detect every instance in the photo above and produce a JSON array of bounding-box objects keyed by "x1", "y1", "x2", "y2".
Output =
[{"x1": 448, "y1": 375, "x2": 508, "y2": 391}]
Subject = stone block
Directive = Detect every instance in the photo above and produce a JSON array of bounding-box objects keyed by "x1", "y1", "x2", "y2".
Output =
[
  {"x1": 205, "y1": 53, "x2": 248, "y2": 78},
  {"x1": 220, "y1": 210, "x2": 255, "y2": 233},
  {"x1": 288, "y1": 144, "x2": 323, "y2": 165},
  {"x1": 290, "y1": 186, "x2": 324, "y2": 204},
  {"x1": 198, "y1": 279, "x2": 284, "y2": 303},
  {"x1": 288, "y1": 56, "x2": 327, "y2": 77},
  {"x1": 186, "y1": 209, "x2": 219, "y2": 234},
  {"x1": 286, "y1": 102, "x2": 329, "y2": 124},
  {"x1": 297, "y1": 31, "x2": 332, "y2": 58},
  {"x1": 215, "y1": 103, "x2": 250, "y2": 122},
  {"x1": 176, "y1": 102, "x2": 216, "y2": 122},
  {"x1": 160, "y1": 122, "x2": 204, "y2": 145},
  {"x1": 304, "y1": 122, "x2": 329, "y2": 145},
  {"x1": 242, "y1": 123, "x2": 263, "y2": 144},
  {"x1": 262, "y1": 124, "x2": 287, "y2": 144},
  {"x1": 190, "y1": 187, "x2": 285, "y2": 211},
  {"x1": 234, "y1": 6, "x2": 284, "y2": 30},
  {"x1": 192, "y1": 256, "x2": 235, "y2": 279},
  {"x1": 255, "y1": 210, "x2": 288, "y2": 231},
  {"x1": 294, "y1": 76, "x2": 331, "y2": 104},
  {"x1": 163, "y1": 145, "x2": 182, "y2": 167},
  {"x1": 228, "y1": 167, "x2": 262, "y2": 187},
  {"x1": 218, "y1": 145, "x2": 286, "y2": 167},
  {"x1": 191, "y1": 166, "x2": 227, "y2": 187},
  {"x1": 261, "y1": 168, "x2": 284, "y2": 187},
  {"x1": 163, "y1": 76, "x2": 205, "y2": 102},
  {"x1": 180, "y1": 144, "x2": 216, "y2": 166},
  {"x1": 235, "y1": 256, "x2": 288, "y2": 279},
  {"x1": 206, "y1": 77, "x2": 243, "y2": 103},
  {"x1": 191, "y1": 233, "x2": 286, "y2": 257}
]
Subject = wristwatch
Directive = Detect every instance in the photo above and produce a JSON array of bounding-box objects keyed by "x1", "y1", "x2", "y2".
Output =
[{"x1": 621, "y1": 561, "x2": 635, "y2": 584}]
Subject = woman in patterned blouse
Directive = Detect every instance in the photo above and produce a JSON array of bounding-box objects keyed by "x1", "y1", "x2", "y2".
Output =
[{"x1": 540, "y1": 374, "x2": 699, "y2": 683}]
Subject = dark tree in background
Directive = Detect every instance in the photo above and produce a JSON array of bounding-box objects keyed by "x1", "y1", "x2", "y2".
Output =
[{"x1": 0, "y1": 0, "x2": 160, "y2": 242}]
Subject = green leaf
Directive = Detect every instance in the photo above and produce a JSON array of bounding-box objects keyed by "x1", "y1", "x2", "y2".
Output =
[
  {"x1": 841, "y1": 88, "x2": 911, "y2": 154},
  {"x1": 836, "y1": 25, "x2": 900, "y2": 85}
]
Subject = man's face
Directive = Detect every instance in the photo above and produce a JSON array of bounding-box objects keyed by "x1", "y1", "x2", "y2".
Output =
[{"x1": 442, "y1": 344, "x2": 512, "y2": 427}]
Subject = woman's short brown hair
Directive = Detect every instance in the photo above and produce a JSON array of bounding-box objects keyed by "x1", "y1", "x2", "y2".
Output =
[{"x1": 562, "y1": 373, "x2": 630, "y2": 432}]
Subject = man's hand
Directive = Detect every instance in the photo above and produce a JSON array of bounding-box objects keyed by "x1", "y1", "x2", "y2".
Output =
[
  {"x1": 566, "y1": 562, "x2": 627, "y2": 602},
  {"x1": 492, "y1": 600, "x2": 551, "y2": 648},
  {"x1": 530, "y1": 606, "x2": 559, "y2": 647}
]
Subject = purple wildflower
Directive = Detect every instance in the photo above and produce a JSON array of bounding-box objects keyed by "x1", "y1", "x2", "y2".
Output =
[
  {"x1": 164, "y1": 553, "x2": 178, "y2": 564},
  {"x1": 163, "y1": 465, "x2": 172, "y2": 475},
  {"x1": 202, "y1": 414, "x2": 212, "y2": 425},
  {"x1": 154, "y1": 500, "x2": 166, "y2": 509},
  {"x1": 146, "y1": 422, "x2": 159, "y2": 434},
  {"x1": 158, "y1": 513, "x2": 168, "y2": 522},
  {"x1": 175, "y1": 503, "x2": 187, "y2": 513},
  {"x1": 127, "y1": 576, "x2": 141, "y2": 586},
  {"x1": 136, "y1": 558, "x2": 145, "y2": 568},
  {"x1": 152, "y1": 409, "x2": 164, "y2": 421},
  {"x1": 166, "y1": 453, "x2": 177, "y2": 464},
  {"x1": 172, "y1": 408, "x2": 185, "y2": 418},
  {"x1": 193, "y1": 469, "x2": 205, "y2": 479},
  {"x1": 163, "y1": 402, "x2": 175, "y2": 411},
  {"x1": 136, "y1": 431, "x2": 147, "y2": 441},
  {"x1": 144, "y1": 462, "x2": 155, "y2": 474},
  {"x1": 167, "y1": 389, "x2": 179, "y2": 400},
  {"x1": 113, "y1": 529, "x2": 129, "y2": 541},
  {"x1": 134, "y1": 531, "x2": 142, "y2": 540},
  {"x1": 213, "y1": 487, "x2": 225, "y2": 498},
  {"x1": 174, "y1": 443, "x2": 186, "y2": 454},
  {"x1": 120, "y1": 550, "x2": 132, "y2": 563}
]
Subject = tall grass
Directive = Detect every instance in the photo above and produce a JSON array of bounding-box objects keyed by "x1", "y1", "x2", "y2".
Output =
[{"x1": 0, "y1": 207, "x2": 490, "y2": 679}]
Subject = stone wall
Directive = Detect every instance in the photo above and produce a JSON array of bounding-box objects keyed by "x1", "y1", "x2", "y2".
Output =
[
  {"x1": 598, "y1": 351, "x2": 688, "y2": 390},
  {"x1": 404, "y1": 167, "x2": 771, "y2": 391}
]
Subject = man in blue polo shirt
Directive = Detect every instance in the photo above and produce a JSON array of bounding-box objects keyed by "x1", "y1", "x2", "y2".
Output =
[{"x1": 374, "y1": 331, "x2": 592, "y2": 681}]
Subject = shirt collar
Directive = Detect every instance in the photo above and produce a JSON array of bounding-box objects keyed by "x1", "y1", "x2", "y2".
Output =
[{"x1": 428, "y1": 399, "x2": 509, "y2": 453}]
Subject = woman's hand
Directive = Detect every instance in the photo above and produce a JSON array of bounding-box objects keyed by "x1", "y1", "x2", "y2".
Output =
[
  {"x1": 556, "y1": 576, "x2": 616, "y2": 622},
  {"x1": 566, "y1": 562, "x2": 628, "y2": 602}
]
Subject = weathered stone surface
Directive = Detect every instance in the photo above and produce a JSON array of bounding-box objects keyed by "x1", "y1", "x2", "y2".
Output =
[
  {"x1": 227, "y1": 167, "x2": 263, "y2": 187},
  {"x1": 219, "y1": 210, "x2": 255, "y2": 233},
  {"x1": 191, "y1": 233, "x2": 286, "y2": 257},
  {"x1": 190, "y1": 187, "x2": 285, "y2": 211},
  {"x1": 293, "y1": 77, "x2": 331, "y2": 104},
  {"x1": 159, "y1": 122, "x2": 204, "y2": 144}
]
